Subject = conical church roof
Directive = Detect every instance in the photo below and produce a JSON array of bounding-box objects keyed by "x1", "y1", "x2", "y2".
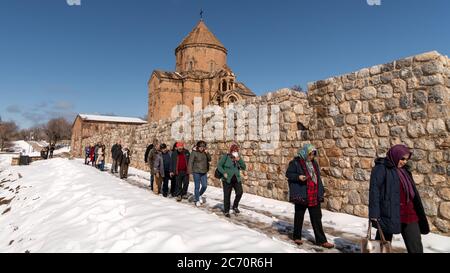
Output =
[{"x1": 176, "y1": 20, "x2": 227, "y2": 53}]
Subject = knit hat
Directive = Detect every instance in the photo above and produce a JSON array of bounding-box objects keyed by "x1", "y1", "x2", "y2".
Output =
[{"x1": 176, "y1": 142, "x2": 184, "y2": 148}]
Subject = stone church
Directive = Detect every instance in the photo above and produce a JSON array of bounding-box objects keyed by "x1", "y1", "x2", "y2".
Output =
[{"x1": 147, "y1": 20, "x2": 256, "y2": 122}]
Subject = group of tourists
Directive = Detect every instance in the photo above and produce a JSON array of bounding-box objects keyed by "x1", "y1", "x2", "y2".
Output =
[
  {"x1": 111, "y1": 142, "x2": 132, "y2": 179},
  {"x1": 84, "y1": 143, "x2": 106, "y2": 171},
  {"x1": 84, "y1": 142, "x2": 131, "y2": 178},
  {"x1": 83, "y1": 139, "x2": 429, "y2": 253},
  {"x1": 40, "y1": 143, "x2": 55, "y2": 159},
  {"x1": 145, "y1": 140, "x2": 246, "y2": 218}
]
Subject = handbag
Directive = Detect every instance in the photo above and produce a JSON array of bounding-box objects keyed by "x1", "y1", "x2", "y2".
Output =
[
  {"x1": 288, "y1": 182, "x2": 307, "y2": 205},
  {"x1": 214, "y1": 168, "x2": 223, "y2": 179},
  {"x1": 361, "y1": 219, "x2": 392, "y2": 253},
  {"x1": 214, "y1": 154, "x2": 229, "y2": 179}
]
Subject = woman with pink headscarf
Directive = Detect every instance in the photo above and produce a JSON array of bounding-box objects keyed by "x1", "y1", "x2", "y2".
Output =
[
  {"x1": 369, "y1": 144, "x2": 429, "y2": 253},
  {"x1": 217, "y1": 143, "x2": 246, "y2": 218}
]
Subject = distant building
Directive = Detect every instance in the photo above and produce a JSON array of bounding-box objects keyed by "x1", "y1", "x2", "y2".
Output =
[
  {"x1": 71, "y1": 114, "x2": 147, "y2": 157},
  {"x1": 148, "y1": 20, "x2": 256, "y2": 122}
]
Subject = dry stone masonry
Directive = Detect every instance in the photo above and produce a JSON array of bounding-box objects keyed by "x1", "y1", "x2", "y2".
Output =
[{"x1": 74, "y1": 51, "x2": 450, "y2": 234}]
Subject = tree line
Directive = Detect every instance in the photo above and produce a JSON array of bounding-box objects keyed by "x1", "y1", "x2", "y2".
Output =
[{"x1": 0, "y1": 117, "x2": 72, "y2": 151}]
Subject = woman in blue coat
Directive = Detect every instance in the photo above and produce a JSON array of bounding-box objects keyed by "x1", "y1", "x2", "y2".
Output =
[{"x1": 369, "y1": 144, "x2": 429, "y2": 253}]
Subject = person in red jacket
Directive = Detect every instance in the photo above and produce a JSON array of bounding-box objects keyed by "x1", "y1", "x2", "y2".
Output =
[
  {"x1": 89, "y1": 144, "x2": 95, "y2": 167},
  {"x1": 170, "y1": 142, "x2": 190, "y2": 202}
]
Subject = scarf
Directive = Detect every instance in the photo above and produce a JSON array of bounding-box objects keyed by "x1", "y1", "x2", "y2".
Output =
[
  {"x1": 298, "y1": 144, "x2": 318, "y2": 184},
  {"x1": 387, "y1": 144, "x2": 415, "y2": 203}
]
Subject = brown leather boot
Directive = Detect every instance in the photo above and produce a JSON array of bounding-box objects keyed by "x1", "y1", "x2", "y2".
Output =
[{"x1": 321, "y1": 242, "x2": 335, "y2": 249}]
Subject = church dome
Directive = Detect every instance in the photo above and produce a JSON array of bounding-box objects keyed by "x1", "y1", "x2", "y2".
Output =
[{"x1": 175, "y1": 20, "x2": 227, "y2": 54}]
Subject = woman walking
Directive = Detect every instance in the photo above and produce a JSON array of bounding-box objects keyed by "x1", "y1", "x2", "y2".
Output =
[
  {"x1": 369, "y1": 144, "x2": 429, "y2": 253},
  {"x1": 286, "y1": 144, "x2": 334, "y2": 249},
  {"x1": 119, "y1": 147, "x2": 131, "y2": 179},
  {"x1": 217, "y1": 143, "x2": 246, "y2": 218}
]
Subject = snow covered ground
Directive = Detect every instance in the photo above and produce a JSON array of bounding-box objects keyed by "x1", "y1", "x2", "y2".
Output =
[
  {"x1": 3, "y1": 141, "x2": 70, "y2": 158},
  {"x1": 8, "y1": 141, "x2": 40, "y2": 157},
  {"x1": 53, "y1": 146, "x2": 71, "y2": 155},
  {"x1": 100, "y1": 161, "x2": 450, "y2": 253},
  {"x1": 0, "y1": 153, "x2": 15, "y2": 171},
  {"x1": 0, "y1": 158, "x2": 303, "y2": 253},
  {"x1": 0, "y1": 156, "x2": 449, "y2": 253}
]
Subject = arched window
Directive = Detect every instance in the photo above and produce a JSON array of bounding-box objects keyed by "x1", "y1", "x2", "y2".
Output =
[
  {"x1": 229, "y1": 96, "x2": 237, "y2": 103},
  {"x1": 222, "y1": 80, "x2": 227, "y2": 91},
  {"x1": 210, "y1": 61, "x2": 215, "y2": 72},
  {"x1": 188, "y1": 61, "x2": 193, "y2": 71}
]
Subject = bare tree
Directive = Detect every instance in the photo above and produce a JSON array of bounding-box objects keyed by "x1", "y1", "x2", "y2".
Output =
[
  {"x1": 31, "y1": 125, "x2": 48, "y2": 141},
  {"x1": 291, "y1": 85, "x2": 306, "y2": 93},
  {"x1": 45, "y1": 118, "x2": 72, "y2": 144},
  {"x1": 17, "y1": 125, "x2": 45, "y2": 141},
  {"x1": 0, "y1": 117, "x2": 19, "y2": 151}
]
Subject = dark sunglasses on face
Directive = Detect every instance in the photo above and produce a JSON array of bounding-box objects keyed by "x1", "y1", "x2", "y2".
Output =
[{"x1": 310, "y1": 150, "x2": 317, "y2": 156}]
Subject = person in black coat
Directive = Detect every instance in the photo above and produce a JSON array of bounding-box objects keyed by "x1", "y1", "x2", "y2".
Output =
[
  {"x1": 111, "y1": 141, "x2": 122, "y2": 174},
  {"x1": 170, "y1": 142, "x2": 190, "y2": 201},
  {"x1": 369, "y1": 144, "x2": 429, "y2": 253},
  {"x1": 286, "y1": 144, "x2": 334, "y2": 249},
  {"x1": 49, "y1": 143, "x2": 55, "y2": 159}
]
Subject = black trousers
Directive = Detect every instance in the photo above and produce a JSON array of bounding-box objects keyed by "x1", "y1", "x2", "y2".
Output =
[
  {"x1": 175, "y1": 172, "x2": 189, "y2": 197},
  {"x1": 162, "y1": 171, "x2": 171, "y2": 196},
  {"x1": 376, "y1": 222, "x2": 423, "y2": 253},
  {"x1": 293, "y1": 203, "x2": 328, "y2": 245},
  {"x1": 222, "y1": 179, "x2": 243, "y2": 213}
]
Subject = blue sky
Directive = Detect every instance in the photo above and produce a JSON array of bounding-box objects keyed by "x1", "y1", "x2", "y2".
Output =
[{"x1": 0, "y1": 0, "x2": 449, "y2": 129}]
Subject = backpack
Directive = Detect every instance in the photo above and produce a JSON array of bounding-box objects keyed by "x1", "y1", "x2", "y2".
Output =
[{"x1": 144, "y1": 145, "x2": 153, "y2": 162}]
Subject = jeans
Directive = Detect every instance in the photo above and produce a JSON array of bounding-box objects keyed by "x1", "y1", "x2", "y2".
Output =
[
  {"x1": 376, "y1": 222, "x2": 423, "y2": 253},
  {"x1": 293, "y1": 203, "x2": 328, "y2": 245},
  {"x1": 193, "y1": 173, "x2": 208, "y2": 202},
  {"x1": 99, "y1": 161, "x2": 105, "y2": 171},
  {"x1": 222, "y1": 178, "x2": 243, "y2": 213}
]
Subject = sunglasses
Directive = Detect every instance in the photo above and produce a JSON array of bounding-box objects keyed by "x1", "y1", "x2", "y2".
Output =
[{"x1": 309, "y1": 150, "x2": 318, "y2": 156}]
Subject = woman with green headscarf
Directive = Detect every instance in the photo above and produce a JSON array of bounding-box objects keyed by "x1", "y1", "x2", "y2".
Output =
[{"x1": 286, "y1": 144, "x2": 334, "y2": 249}]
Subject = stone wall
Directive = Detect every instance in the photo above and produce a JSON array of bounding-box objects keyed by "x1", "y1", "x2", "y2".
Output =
[
  {"x1": 76, "y1": 51, "x2": 450, "y2": 234},
  {"x1": 307, "y1": 51, "x2": 450, "y2": 233}
]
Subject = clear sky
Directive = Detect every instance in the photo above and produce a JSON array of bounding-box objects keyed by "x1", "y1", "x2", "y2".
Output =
[{"x1": 1, "y1": 0, "x2": 449, "y2": 128}]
